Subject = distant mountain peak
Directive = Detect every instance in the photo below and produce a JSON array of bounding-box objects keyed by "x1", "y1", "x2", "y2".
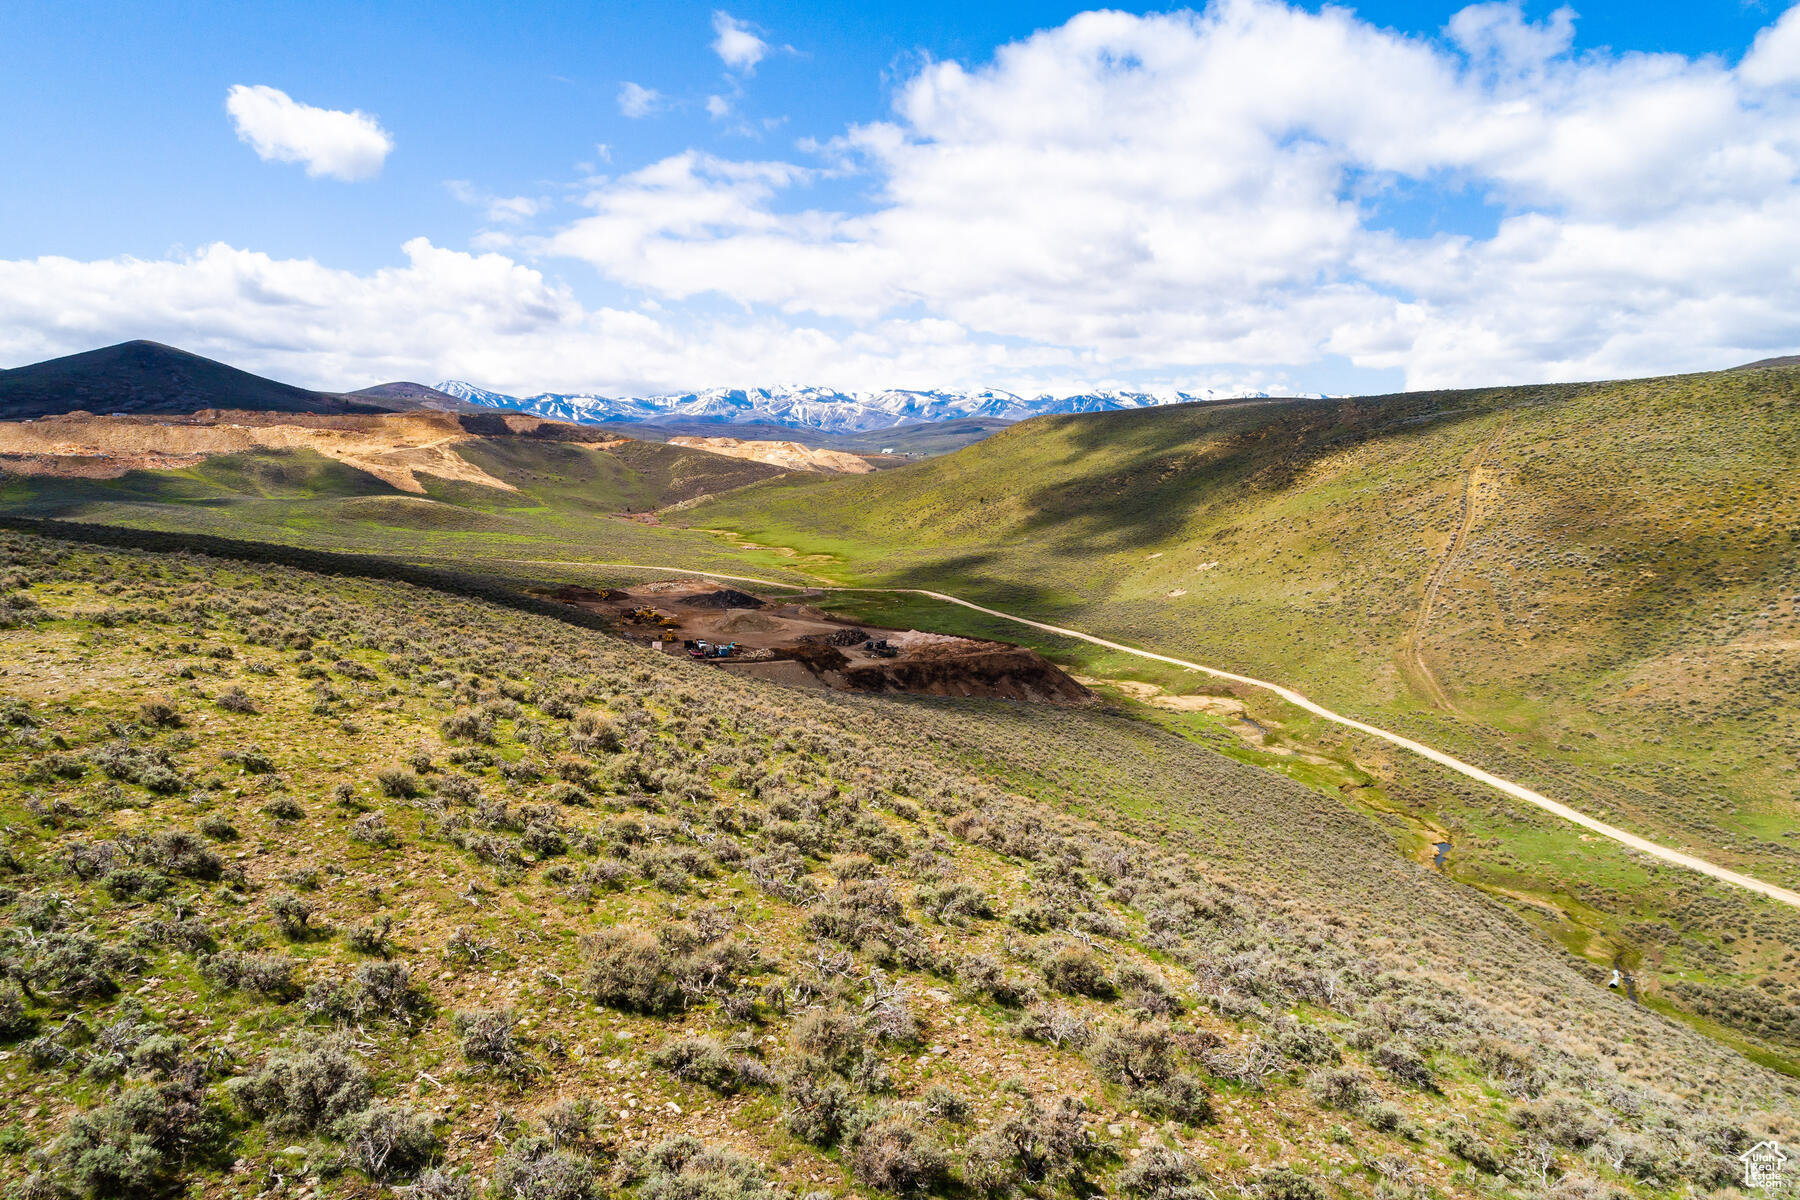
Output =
[
  {"x1": 433, "y1": 380, "x2": 1316, "y2": 434},
  {"x1": 0, "y1": 340, "x2": 379, "y2": 420}
]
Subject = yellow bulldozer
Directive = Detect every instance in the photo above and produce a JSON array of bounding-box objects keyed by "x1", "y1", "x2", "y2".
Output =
[{"x1": 629, "y1": 606, "x2": 681, "y2": 629}]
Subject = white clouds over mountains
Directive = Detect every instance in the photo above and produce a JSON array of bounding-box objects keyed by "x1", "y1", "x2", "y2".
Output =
[
  {"x1": 225, "y1": 85, "x2": 392, "y2": 181},
  {"x1": 12, "y1": 3, "x2": 1800, "y2": 396},
  {"x1": 546, "y1": 0, "x2": 1800, "y2": 389}
]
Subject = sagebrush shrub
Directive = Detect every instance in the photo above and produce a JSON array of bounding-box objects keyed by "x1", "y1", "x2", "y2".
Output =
[
  {"x1": 851, "y1": 1116, "x2": 949, "y2": 1196},
  {"x1": 489, "y1": 1134, "x2": 597, "y2": 1200},
  {"x1": 228, "y1": 1037, "x2": 370, "y2": 1134}
]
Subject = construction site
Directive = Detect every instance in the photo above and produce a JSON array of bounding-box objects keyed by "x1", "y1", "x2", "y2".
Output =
[{"x1": 551, "y1": 579, "x2": 1093, "y2": 705}]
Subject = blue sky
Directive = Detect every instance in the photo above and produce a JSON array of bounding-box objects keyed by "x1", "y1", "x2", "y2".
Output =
[{"x1": 4, "y1": 0, "x2": 1800, "y2": 397}]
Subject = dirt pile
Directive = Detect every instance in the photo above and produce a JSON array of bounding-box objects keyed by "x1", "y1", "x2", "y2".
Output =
[
  {"x1": 557, "y1": 578, "x2": 1092, "y2": 705},
  {"x1": 799, "y1": 627, "x2": 869, "y2": 647},
  {"x1": 843, "y1": 646, "x2": 1092, "y2": 704},
  {"x1": 681, "y1": 588, "x2": 765, "y2": 609}
]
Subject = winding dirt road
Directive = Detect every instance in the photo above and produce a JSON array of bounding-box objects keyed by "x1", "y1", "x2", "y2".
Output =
[{"x1": 509, "y1": 557, "x2": 1800, "y2": 911}]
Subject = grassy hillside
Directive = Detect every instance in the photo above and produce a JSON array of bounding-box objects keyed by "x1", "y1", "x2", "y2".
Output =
[
  {"x1": 0, "y1": 438, "x2": 807, "y2": 583},
  {"x1": 684, "y1": 370, "x2": 1800, "y2": 871},
  {"x1": 2, "y1": 530, "x2": 1794, "y2": 1200},
  {"x1": 5, "y1": 369, "x2": 1796, "y2": 1076},
  {"x1": 680, "y1": 369, "x2": 1800, "y2": 1054}
]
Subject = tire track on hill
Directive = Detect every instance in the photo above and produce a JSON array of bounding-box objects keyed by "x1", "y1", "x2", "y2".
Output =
[
  {"x1": 511, "y1": 556, "x2": 1800, "y2": 911},
  {"x1": 1407, "y1": 416, "x2": 1510, "y2": 711}
]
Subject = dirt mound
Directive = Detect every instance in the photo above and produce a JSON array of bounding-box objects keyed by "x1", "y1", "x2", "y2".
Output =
[
  {"x1": 842, "y1": 646, "x2": 1093, "y2": 705},
  {"x1": 681, "y1": 588, "x2": 765, "y2": 609},
  {"x1": 557, "y1": 576, "x2": 1091, "y2": 706},
  {"x1": 715, "y1": 611, "x2": 785, "y2": 634},
  {"x1": 787, "y1": 642, "x2": 851, "y2": 673},
  {"x1": 550, "y1": 585, "x2": 630, "y2": 604},
  {"x1": 799, "y1": 627, "x2": 868, "y2": 647}
]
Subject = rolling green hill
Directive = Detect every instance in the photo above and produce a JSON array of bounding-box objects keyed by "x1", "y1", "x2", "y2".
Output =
[
  {"x1": 685, "y1": 369, "x2": 1800, "y2": 873},
  {"x1": 0, "y1": 435, "x2": 800, "y2": 579},
  {"x1": 680, "y1": 368, "x2": 1800, "y2": 1055},
  {"x1": 1, "y1": 529, "x2": 1792, "y2": 1200},
  {"x1": 6, "y1": 368, "x2": 1797, "y2": 1074}
]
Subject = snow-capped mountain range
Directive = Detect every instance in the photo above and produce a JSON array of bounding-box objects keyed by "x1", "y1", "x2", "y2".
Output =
[{"x1": 434, "y1": 381, "x2": 1316, "y2": 435}]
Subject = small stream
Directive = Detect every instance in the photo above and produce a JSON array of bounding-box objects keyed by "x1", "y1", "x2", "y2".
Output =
[
  {"x1": 1609, "y1": 954, "x2": 1640, "y2": 1002},
  {"x1": 1432, "y1": 840, "x2": 1452, "y2": 869}
]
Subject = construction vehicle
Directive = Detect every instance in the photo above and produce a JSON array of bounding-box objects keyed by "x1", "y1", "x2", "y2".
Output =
[
  {"x1": 687, "y1": 640, "x2": 741, "y2": 660},
  {"x1": 864, "y1": 638, "x2": 899, "y2": 659},
  {"x1": 630, "y1": 606, "x2": 681, "y2": 629}
]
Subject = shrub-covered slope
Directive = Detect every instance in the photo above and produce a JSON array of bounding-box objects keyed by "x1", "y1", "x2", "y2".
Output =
[
  {"x1": 0, "y1": 532, "x2": 1793, "y2": 1200},
  {"x1": 0, "y1": 434, "x2": 790, "y2": 578},
  {"x1": 685, "y1": 370, "x2": 1800, "y2": 912}
]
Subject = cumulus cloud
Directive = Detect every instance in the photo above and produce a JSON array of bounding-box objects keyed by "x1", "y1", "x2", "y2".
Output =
[
  {"x1": 0, "y1": 239, "x2": 1113, "y2": 395},
  {"x1": 1742, "y1": 3, "x2": 1800, "y2": 88},
  {"x1": 16, "y1": 3, "x2": 1800, "y2": 395},
  {"x1": 711, "y1": 11, "x2": 767, "y2": 72},
  {"x1": 539, "y1": 0, "x2": 1800, "y2": 388},
  {"x1": 618, "y1": 81, "x2": 662, "y2": 118},
  {"x1": 225, "y1": 84, "x2": 393, "y2": 181}
]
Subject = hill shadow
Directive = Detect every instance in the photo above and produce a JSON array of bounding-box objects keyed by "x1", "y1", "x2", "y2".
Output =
[{"x1": 1002, "y1": 386, "x2": 1567, "y2": 556}]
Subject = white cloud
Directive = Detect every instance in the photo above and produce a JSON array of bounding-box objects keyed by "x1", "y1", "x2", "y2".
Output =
[
  {"x1": 1447, "y1": 2, "x2": 1575, "y2": 75},
  {"x1": 445, "y1": 180, "x2": 542, "y2": 224},
  {"x1": 0, "y1": 240, "x2": 1095, "y2": 396},
  {"x1": 711, "y1": 11, "x2": 768, "y2": 73},
  {"x1": 1742, "y1": 3, "x2": 1800, "y2": 88},
  {"x1": 706, "y1": 94, "x2": 733, "y2": 119},
  {"x1": 16, "y1": 3, "x2": 1800, "y2": 396},
  {"x1": 618, "y1": 81, "x2": 662, "y2": 118},
  {"x1": 538, "y1": 0, "x2": 1800, "y2": 388},
  {"x1": 225, "y1": 84, "x2": 392, "y2": 181}
]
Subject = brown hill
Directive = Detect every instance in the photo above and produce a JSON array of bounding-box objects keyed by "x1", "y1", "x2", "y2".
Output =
[
  {"x1": 349, "y1": 381, "x2": 483, "y2": 412},
  {"x1": 0, "y1": 410, "x2": 529, "y2": 493},
  {"x1": 668, "y1": 435, "x2": 875, "y2": 473}
]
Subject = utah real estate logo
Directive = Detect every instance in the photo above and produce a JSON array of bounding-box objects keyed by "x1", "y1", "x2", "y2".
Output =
[{"x1": 1742, "y1": 1142, "x2": 1789, "y2": 1191}]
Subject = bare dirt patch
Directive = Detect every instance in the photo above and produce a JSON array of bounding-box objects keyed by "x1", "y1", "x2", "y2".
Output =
[
  {"x1": 667, "y1": 436, "x2": 875, "y2": 474},
  {"x1": 0, "y1": 410, "x2": 517, "y2": 493},
  {"x1": 1102, "y1": 678, "x2": 1249, "y2": 716},
  {"x1": 556, "y1": 578, "x2": 1092, "y2": 704}
]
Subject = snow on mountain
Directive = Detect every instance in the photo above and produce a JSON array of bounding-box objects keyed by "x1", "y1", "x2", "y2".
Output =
[{"x1": 434, "y1": 380, "x2": 1314, "y2": 434}]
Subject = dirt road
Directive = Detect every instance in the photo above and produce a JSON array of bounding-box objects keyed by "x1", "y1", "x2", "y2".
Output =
[
  {"x1": 1407, "y1": 416, "x2": 1509, "y2": 710},
  {"x1": 509, "y1": 558, "x2": 1800, "y2": 910}
]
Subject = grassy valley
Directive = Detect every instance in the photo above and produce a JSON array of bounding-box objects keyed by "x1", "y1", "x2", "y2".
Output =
[
  {"x1": 677, "y1": 368, "x2": 1800, "y2": 1064},
  {"x1": 1, "y1": 531, "x2": 1794, "y2": 1200},
  {"x1": 4, "y1": 362, "x2": 1798, "y2": 1095}
]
